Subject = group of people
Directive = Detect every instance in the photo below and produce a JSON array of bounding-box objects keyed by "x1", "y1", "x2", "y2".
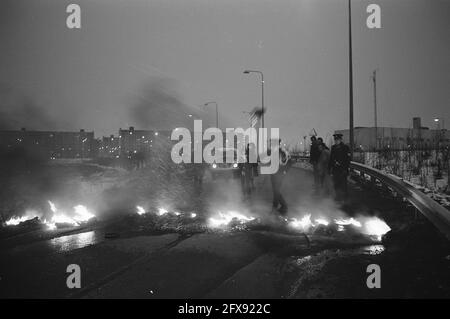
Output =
[
  {"x1": 310, "y1": 134, "x2": 351, "y2": 200},
  {"x1": 237, "y1": 134, "x2": 351, "y2": 217},
  {"x1": 239, "y1": 139, "x2": 291, "y2": 214},
  {"x1": 269, "y1": 134, "x2": 351, "y2": 217}
]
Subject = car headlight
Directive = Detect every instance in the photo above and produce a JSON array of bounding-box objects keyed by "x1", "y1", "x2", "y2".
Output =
[
  {"x1": 233, "y1": 163, "x2": 238, "y2": 168},
  {"x1": 212, "y1": 163, "x2": 217, "y2": 169}
]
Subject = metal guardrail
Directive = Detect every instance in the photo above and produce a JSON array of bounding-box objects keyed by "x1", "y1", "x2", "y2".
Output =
[
  {"x1": 350, "y1": 161, "x2": 450, "y2": 240},
  {"x1": 290, "y1": 154, "x2": 450, "y2": 239}
]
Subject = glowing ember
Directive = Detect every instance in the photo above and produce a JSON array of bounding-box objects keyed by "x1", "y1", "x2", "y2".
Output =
[
  {"x1": 136, "y1": 206, "x2": 146, "y2": 215},
  {"x1": 48, "y1": 200, "x2": 57, "y2": 213},
  {"x1": 51, "y1": 214, "x2": 78, "y2": 225},
  {"x1": 46, "y1": 223, "x2": 57, "y2": 231},
  {"x1": 208, "y1": 211, "x2": 254, "y2": 228},
  {"x1": 334, "y1": 217, "x2": 362, "y2": 227},
  {"x1": 315, "y1": 218, "x2": 329, "y2": 226},
  {"x1": 73, "y1": 205, "x2": 95, "y2": 222},
  {"x1": 5, "y1": 215, "x2": 35, "y2": 226},
  {"x1": 362, "y1": 217, "x2": 391, "y2": 240},
  {"x1": 288, "y1": 213, "x2": 391, "y2": 242},
  {"x1": 289, "y1": 214, "x2": 312, "y2": 230},
  {"x1": 43, "y1": 201, "x2": 95, "y2": 230},
  {"x1": 158, "y1": 208, "x2": 168, "y2": 216}
]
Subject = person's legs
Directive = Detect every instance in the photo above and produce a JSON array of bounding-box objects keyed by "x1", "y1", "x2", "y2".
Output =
[
  {"x1": 241, "y1": 171, "x2": 246, "y2": 196},
  {"x1": 341, "y1": 173, "x2": 349, "y2": 199},
  {"x1": 276, "y1": 174, "x2": 288, "y2": 214},
  {"x1": 271, "y1": 175, "x2": 279, "y2": 209},
  {"x1": 334, "y1": 171, "x2": 347, "y2": 201},
  {"x1": 278, "y1": 192, "x2": 288, "y2": 214}
]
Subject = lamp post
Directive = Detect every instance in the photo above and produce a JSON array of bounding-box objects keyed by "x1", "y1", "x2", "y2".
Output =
[
  {"x1": 204, "y1": 101, "x2": 219, "y2": 128},
  {"x1": 243, "y1": 70, "x2": 264, "y2": 129},
  {"x1": 434, "y1": 118, "x2": 445, "y2": 130},
  {"x1": 348, "y1": 0, "x2": 354, "y2": 158}
]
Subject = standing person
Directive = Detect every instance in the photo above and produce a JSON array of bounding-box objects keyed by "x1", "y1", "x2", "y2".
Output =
[
  {"x1": 317, "y1": 142, "x2": 331, "y2": 195},
  {"x1": 240, "y1": 144, "x2": 254, "y2": 199},
  {"x1": 329, "y1": 133, "x2": 351, "y2": 201},
  {"x1": 317, "y1": 137, "x2": 329, "y2": 150},
  {"x1": 270, "y1": 139, "x2": 290, "y2": 215},
  {"x1": 248, "y1": 143, "x2": 258, "y2": 190},
  {"x1": 309, "y1": 136, "x2": 320, "y2": 191}
]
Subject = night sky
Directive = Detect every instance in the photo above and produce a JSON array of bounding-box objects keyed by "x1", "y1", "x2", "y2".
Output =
[{"x1": 1, "y1": 0, "x2": 449, "y2": 146}]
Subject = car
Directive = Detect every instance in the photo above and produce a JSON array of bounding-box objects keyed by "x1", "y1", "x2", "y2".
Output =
[{"x1": 208, "y1": 147, "x2": 244, "y2": 180}]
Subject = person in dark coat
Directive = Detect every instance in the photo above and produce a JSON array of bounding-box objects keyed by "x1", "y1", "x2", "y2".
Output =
[
  {"x1": 329, "y1": 133, "x2": 351, "y2": 201},
  {"x1": 317, "y1": 142, "x2": 331, "y2": 195},
  {"x1": 240, "y1": 143, "x2": 256, "y2": 198},
  {"x1": 270, "y1": 139, "x2": 290, "y2": 215},
  {"x1": 309, "y1": 136, "x2": 320, "y2": 191},
  {"x1": 317, "y1": 137, "x2": 329, "y2": 150}
]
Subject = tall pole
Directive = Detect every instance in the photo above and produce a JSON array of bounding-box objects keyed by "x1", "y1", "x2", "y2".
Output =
[
  {"x1": 261, "y1": 73, "x2": 265, "y2": 129},
  {"x1": 348, "y1": 0, "x2": 354, "y2": 158},
  {"x1": 372, "y1": 70, "x2": 378, "y2": 150},
  {"x1": 243, "y1": 70, "x2": 264, "y2": 128}
]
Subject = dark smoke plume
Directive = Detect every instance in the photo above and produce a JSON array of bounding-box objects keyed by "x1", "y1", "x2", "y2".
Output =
[
  {"x1": 129, "y1": 77, "x2": 214, "y2": 130},
  {"x1": 0, "y1": 84, "x2": 57, "y2": 131}
]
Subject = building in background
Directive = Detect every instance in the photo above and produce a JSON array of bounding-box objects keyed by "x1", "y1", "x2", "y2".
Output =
[
  {"x1": 0, "y1": 128, "x2": 95, "y2": 159},
  {"x1": 99, "y1": 135, "x2": 120, "y2": 158},
  {"x1": 117, "y1": 127, "x2": 173, "y2": 156},
  {"x1": 335, "y1": 118, "x2": 449, "y2": 151}
]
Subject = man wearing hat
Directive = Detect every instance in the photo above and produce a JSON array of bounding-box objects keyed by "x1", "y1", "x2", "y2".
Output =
[{"x1": 329, "y1": 133, "x2": 351, "y2": 201}]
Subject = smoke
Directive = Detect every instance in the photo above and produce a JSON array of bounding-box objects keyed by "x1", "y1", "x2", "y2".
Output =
[
  {"x1": 128, "y1": 77, "x2": 214, "y2": 130},
  {"x1": 0, "y1": 84, "x2": 57, "y2": 131}
]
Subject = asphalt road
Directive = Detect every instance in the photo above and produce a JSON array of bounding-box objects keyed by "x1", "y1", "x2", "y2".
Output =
[{"x1": 1, "y1": 168, "x2": 449, "y2": 298}]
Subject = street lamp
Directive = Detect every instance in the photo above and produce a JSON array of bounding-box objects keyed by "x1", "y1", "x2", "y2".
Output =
[
  {"x1": 348, "y1": 0, "x2": 354, "y2": 158},
  {"x1": 243, "y1": 70, "x2": 264, "y2": 128},
  {"x1": 434, "y1": 118, "x2": 445, "y2": 130},
  {"x1": 204, "y1": 101, "x2": 219, "y2": 128}
]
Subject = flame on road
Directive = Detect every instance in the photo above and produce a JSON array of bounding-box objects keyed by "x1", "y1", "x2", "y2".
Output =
[
  {"x1": 362, "y1": 217, "x2": 391, "y2": 241},
  {"x1": 5, "y1": 211, "x2": 38, "y2": 226},
  {"x1": 290, "y1": 214, "x2": 313, "y2": 231},
  {"x1": 334, "y1": 217, "x2": 362, "y2": 228},
  {"x1": 136, "y1": 206, "x2": 146, "y2": 215},
  {"x1": 289, "y1": 214, "x2": 391, "y2": 241},
  {"x1": 44, "y1": 201, "x2": 95, "y2": 230},
  {"x1": 73, "y1": 205, "x2": 95, "y2": 222},
  {"x1": 315, "y1": 218, "x2": 329, "y2": 226},
  {"x1": 289, "y1": 214, "x2": 331, "y2": 231},
  {"x1": 208, "y1": 211, "x2": 255, "y2": 228},
  {"x1": 157, "y1": 208, "x2": 168, "y2": 216}
]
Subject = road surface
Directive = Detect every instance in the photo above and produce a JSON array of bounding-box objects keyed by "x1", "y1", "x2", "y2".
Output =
[{"x1": 1, "y1": 168, "x2": 449, "y2": 298}]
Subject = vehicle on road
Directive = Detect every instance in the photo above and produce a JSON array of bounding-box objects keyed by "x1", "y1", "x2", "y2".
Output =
[{"x1": 208, "y1": 147, "x2": 243, "y2": 180}]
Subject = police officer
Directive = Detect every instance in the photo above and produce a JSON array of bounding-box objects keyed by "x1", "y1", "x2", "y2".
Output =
[
  {"x1": 309, "y1": 136, "x2": 320, "y2": 191},
  {"x1": 329, "y1": 133, "x2": 351, "y2": 201}
]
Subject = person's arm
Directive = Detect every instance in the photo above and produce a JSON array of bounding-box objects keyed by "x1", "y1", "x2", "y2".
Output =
[{"x1": 344, "y1": 145, "x2": 351, "y2": 170}]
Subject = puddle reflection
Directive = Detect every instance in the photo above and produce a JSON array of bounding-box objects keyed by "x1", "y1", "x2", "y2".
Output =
[{"x1": 49, "y1": 231, "x2": 101, "y2": 252}]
